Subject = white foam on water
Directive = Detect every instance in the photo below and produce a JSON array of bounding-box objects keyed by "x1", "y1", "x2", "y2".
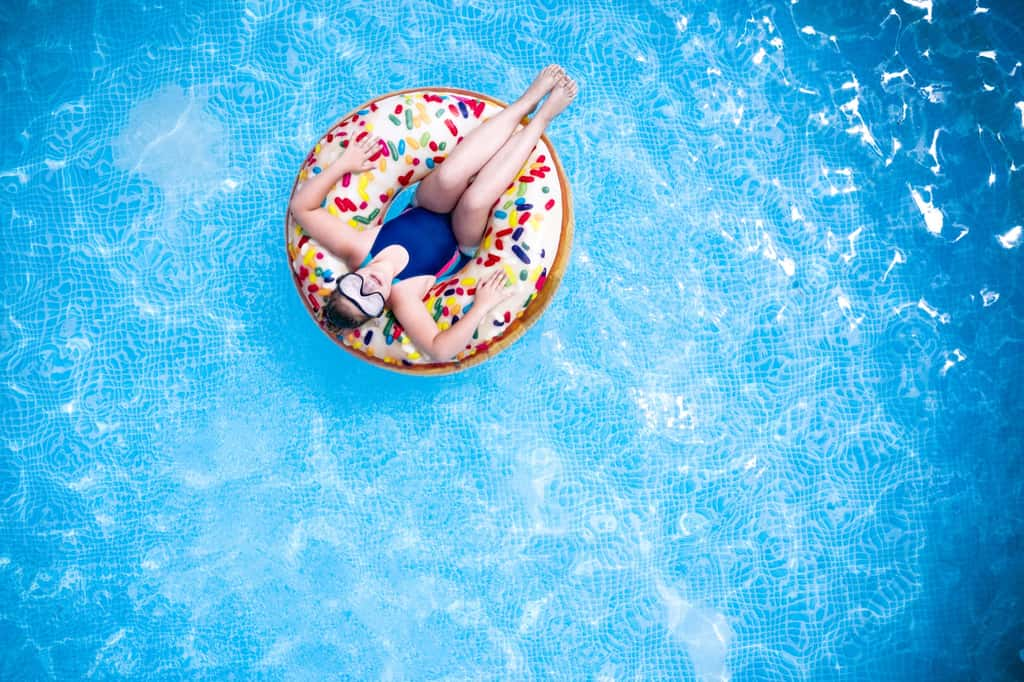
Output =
[
  {"x1": 902, "y1": 0, "x2": 933, "y2": 22},
  {"x1": 909, "y1": 185, "x2": 944, "y2": 235},
  {"x1": 882, "y1": 249, "x2": 907, "y2": 282},
  {"x1": 940, "y1": 348, "x2": 966, "y2": 376},
  {"x1": 928, "y1": 129, "x2": 942, "y2": 174},
  {"x1": 996, "y1": 225, "x2": 1021, "y2": 249}
]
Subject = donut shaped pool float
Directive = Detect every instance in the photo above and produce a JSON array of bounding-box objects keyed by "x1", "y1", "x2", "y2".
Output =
[{"x1": 285, "y1": 87, "x2": 573, "y2": 375}]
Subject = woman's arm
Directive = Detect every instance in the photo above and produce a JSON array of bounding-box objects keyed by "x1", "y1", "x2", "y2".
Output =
[
  {"x1": 290, "y1": 133, "x2": 381, "y2": 211},
  {"x1": 288, "y1": 134, "x2": 382, "y2": 259},
  {"x1": 389, "y1": 271, "x2": 513, "y2": 361}
]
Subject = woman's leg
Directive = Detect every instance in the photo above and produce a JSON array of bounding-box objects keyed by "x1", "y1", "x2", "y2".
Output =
[
  {"x1": 413, "y1": 66, "x2": 563, "y2": 214},
  {"x1": 451, "y1": 75, "x2": 578, "y2": 250}
]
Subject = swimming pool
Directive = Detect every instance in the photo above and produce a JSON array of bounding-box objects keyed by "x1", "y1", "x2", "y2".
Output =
[{"x1": 2, "y1": 0, "x2": 1022, "y2": 679}]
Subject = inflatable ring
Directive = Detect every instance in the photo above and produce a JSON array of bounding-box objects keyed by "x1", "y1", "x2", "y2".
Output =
[{"x1": 285, "y1": 87, "x2": 573, "y2": 375}]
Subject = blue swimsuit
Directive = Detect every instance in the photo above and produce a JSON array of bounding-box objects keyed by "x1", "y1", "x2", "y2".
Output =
[{"x1": 357, "y1": 205, "x2": 475, "y2": 283}]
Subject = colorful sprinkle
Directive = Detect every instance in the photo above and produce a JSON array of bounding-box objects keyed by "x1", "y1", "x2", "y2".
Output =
[
  {"x1": 512, "y1": 245, "x2": 530, "y2": 263},
  {"x1": 445, "y1": 119, "x2": 458, "y2": 136}
]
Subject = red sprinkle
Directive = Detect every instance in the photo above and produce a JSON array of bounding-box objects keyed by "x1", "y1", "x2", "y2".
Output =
[
  {"x1": 518, "y1": 212, "x2": 530, "y2": 225},
  {"x1": 306, "y1": 293, "x2": 320, "y2": 310},
  {"x1": 306, "y1": 283, "x2": 317, "y2": 293},
  {"x1": 445, "y1": 119, "x2": 458, "y2": 136},
  {"x1": 342, "y1": 173, "x2": 351, "y2": 188},
  {"x1": 395, "y1": 104, "x2": 403, "y2": 114},
  {"x1": 316, "y1": 252, "x2": 323, "y2": 260},
  {"x1": 518, "y1": 175, "x2": 534, "y2": 183},
  {"x1": 545, "y1": 199, "x2": 555, "y2": 210},
  {"x1": 537, "y1": 155, "x2": 546, "y2": 163},
  {"x1": 497, "y1": 228, "x2": 514, "y2": 237}
]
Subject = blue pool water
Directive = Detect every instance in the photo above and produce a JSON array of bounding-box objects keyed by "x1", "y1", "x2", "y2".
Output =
[{"x1": 2, "y1": 0, "x2": 1023, "y2": 679}]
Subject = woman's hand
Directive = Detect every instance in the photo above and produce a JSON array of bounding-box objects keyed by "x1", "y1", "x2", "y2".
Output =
[
  {"x1": 473, "y1": 270, "x2": 515, "y2": 310},
  {"x1": 339, "y1": 133, "x2": 382, "y2": 173}
]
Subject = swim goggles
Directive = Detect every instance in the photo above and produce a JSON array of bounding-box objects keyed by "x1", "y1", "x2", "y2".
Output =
[{"x1": 336, "y1": 272, "x2": 385, "y2": 318}]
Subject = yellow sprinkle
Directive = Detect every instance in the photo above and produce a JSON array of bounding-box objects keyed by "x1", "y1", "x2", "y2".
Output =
[
  {"x1": 405, "y1": 136, "x2": 419, "y2": 150},
  {"x1": 439, "y1": 321, "x2": 450, "y2": 331},
  {"x1": 348, "y1": 219, "x2": 358, "y2": 229},
  {"x1": 298, "y1": 169, "x2": 308, "y2": 182},
  {"x1": 531, "y1": 265, "x2": 542, "y2": 282},
  {"x1": 407, "y1": 351, "x2": 421, "y2": 360},
  {"x1": 444, "y1": 296, "x2": 456, "y2": 307},
  {"x1": 303, "y1": 249, "x2": 317, "y2": 267},
  {"x1": 508, "y1": 210, "x2": 517, "y2": 226},
  {"x1": 378, "y1": 159, "x2": 387, "y2": 172},
  {"x1": 365, "y1": 123, "x2": 374, "y2": 132},
  {"x1": 366, "y1": 347, "x2": 375, "y2": 357},
  {"x1": 463, "y1": 277, "x2": 477, "y2": 286},
  {"x1": 358, "y1": 174, "x2": 370, "y2": 201},
  {"x1": 328, "y1": 204, "x2": 339, "y2": 217},
  {"x1": 315, "y1": 143, "x2": 321, "y2": 153},
  {"x1": 404, "y1": 154, "x2": 413, "y2": 164},
  {"x1": 503, "y1": 263, "x2": 515, "y2": 282},
  {"x1": 483, "y1": 235, "x2": 492, "y2": 250}
]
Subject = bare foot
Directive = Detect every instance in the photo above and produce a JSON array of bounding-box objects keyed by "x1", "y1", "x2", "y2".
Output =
[
  {"x1": 535, "y1": 74, "x2": 577, "y2": 121},
  {"x1": 518, "y1": 64, "x2": 564, "y2": 114}
]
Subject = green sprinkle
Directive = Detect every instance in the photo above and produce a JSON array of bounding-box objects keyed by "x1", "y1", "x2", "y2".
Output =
[
  {"x1": 383, "y1": 316, "x2": 394, "y2": 338},
  {"x1": 542, "y1": 186, "x2": 550, "y2": 193},
  {"x1": 353, "y1": 215, "x2": 370, "y2": 224},
  {"x1": 405, "y1": 109, "x2": 413, "y2": 129},
  {"x1": 503, "y1": 200, "x2": 514, "y2": 209},
  {"x1": 438, "y1": 141, "x2": 447, "y2": 151},
  {"x1": 435, "y1": 109, "x2": 445, "y2": 118},
  {"x1": 387, "y1": 140, "x2": 398, "y2": 160},
  {"x1": 368, "y1": 207, "x2": 380, "y2": 221},
  {"x1": 420, "y1": 132, "x2": 430, "y2": 145},
  {"x1": 389, "y1": 114, "x2": 401, "y2": 126},
  {"x1": 519, "y1": 269, "x2": 527, "y2": 281}
]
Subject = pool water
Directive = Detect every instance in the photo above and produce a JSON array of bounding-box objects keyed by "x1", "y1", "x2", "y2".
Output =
[{"x1": 2, "y1": 0, "x2": 1022, "y2": 679}]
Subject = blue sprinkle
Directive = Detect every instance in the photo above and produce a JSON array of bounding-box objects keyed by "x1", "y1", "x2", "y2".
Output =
[
  {"x1": 515, "y1": 197, "x2": 525, "y2": 205},
  {"x1": 398, "y1": 139, "x2": 406, "y2": 155},
  {"x1": 494, "y1": 210, "x2": 507, "y2": 219},
  {"x1": 463, "y1": 302, "x2": 474, "y2": 315},
  {"x1": 458, "y1": 101, "x2": 469, "y2": 118},
  {"x1": 512, "y1": 227, "x2": 523, "y2": 241},
  {"x1": 312, "y1": 167, "x2": 321, "y2": 174},
  {"x1": 511, "y1": 245, "x2": 530, "y2": 264},
  {"x1": 426, "y1": 158, "x2": 435, "y2": 169},
  {"x1": 493, "y1": 320, "x2": 503, "y2": 327},
  {"x1": 444, "y1": 288, "x2": 455, "y2": 296},
  {"x1": 517, "y1": 203, "x2": 533, "y2": 210},
  {"x1": 540, "y1": 249, "x2": 545, "y2": 258},
  {"x1": 364, "y1": 330, "x2": 374, "y2": 344},
  {"x1": 357, "y1": 109, "x2": 370, "y2": 115}
]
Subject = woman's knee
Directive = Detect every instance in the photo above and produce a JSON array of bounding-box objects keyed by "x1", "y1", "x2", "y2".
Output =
[{"x1": 454, "y1": 184, "x2": 497, "y2": 215}]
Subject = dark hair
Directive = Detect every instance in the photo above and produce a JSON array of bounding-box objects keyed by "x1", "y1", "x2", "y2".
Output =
[{"x1": 323, "y1": 288, "x2": 370, "y2": 330}]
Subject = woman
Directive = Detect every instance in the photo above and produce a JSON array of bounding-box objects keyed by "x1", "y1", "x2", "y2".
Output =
[{"x1": 289, "y1": 65, "x2": 578, "y2": 361}]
